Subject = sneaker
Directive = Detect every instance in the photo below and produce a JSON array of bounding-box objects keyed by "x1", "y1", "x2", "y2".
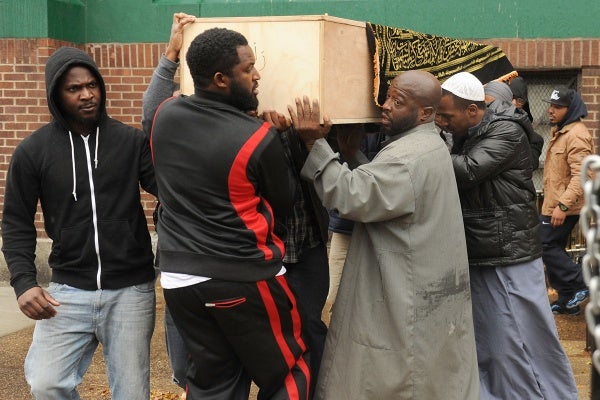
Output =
[
  {"x1": 551, "y1": 301, "x2": 581, "y2": 315},
  {"x1": 566, "y1": 289, "x2": 590, "y2": 309}
]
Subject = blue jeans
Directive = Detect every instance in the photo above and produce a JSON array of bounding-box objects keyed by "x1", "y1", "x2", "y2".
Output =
[
  {"x1": 24, "y1": 281, "x2": 156, "y2": 400},
  {"x1": 164, "y1": 305, "x2": 188, "y2": 389}
]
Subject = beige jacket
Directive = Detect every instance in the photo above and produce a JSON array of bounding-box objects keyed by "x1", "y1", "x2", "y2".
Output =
[{"x1": 541, "y1": 120, "x2": 595, "y2": 216}]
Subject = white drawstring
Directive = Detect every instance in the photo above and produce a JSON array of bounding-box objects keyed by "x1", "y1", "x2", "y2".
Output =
[
  {"x1": 94, "y1": 126, "x2": 99, "y2": 168},
  {"x1": 68, "y1": 131, "x2": 77, "y2": 201},
  {"x1": 68, "y1": 127, "x2": 99, "y2": 200}
]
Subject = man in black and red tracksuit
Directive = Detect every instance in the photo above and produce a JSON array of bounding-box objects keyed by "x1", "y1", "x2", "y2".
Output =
[{"x1": 151, "y1": 27, "x2": 310, "y2": 400}]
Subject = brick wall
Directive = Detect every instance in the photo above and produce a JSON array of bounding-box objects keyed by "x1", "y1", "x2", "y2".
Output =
[{"x1": 1, "y1": 37, "x2": 599, "y2": 236}]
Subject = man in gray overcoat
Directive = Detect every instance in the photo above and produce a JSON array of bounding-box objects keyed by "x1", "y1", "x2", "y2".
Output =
[{"x1": 290, "y1": 70, "x2": 479, "y2": 399}]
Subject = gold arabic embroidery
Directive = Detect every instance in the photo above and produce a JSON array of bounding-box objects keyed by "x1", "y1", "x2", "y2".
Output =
[{"x1": 368, "y1": 23, "x2": 517, "y2": 106}]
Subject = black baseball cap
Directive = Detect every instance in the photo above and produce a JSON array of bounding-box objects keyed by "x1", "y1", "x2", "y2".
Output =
[{"x1": 542, "y1": 87, "x2": 573, "y2": 107}]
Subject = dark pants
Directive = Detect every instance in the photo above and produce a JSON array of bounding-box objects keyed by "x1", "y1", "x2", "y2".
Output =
[
  {"x1": 284, "y1": 244, "x2": 329, "y2": 399},
  {"x1": 164, "y1": 276, "x2": 310, "y2": 400},
  {"x1": 539, "y1": 214, "x2": 586, "y2": 304}
]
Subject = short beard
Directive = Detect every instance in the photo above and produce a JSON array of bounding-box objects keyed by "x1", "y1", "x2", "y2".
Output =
[
  {"x1": 74, "y1": 113, "x2": 99, "y2": 127},
  {"x1": 387, "y1": 109, "x2": 419, "y2": 135},
  {"x1": 228, "y1": 79, "x2": 259, "y2": 113},
  {"x1": 59, "y1": 104, "x2": 100, "y2": 133}
]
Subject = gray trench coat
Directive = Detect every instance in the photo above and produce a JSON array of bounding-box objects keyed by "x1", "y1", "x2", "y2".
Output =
[{"x1": 301, "y1": 123, "x2": 479, "y2": 399}]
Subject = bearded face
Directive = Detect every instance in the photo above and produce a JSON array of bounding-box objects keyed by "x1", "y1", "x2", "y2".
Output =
[{"x1": 228, "y1": 76, "x2": 259, "y2": 113}]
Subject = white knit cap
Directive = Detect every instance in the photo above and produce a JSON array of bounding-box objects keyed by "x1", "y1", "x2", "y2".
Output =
[{"x1": 441, "y1": 72, "x2": 485, "y2": 101}]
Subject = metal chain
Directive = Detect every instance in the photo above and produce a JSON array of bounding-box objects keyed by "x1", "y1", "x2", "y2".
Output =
[{"x1": 581, "y1": 155, "x2": 600, "y2": 372}]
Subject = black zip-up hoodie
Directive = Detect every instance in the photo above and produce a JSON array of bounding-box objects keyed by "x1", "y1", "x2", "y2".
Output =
[{"x1": 2, "y1": 47, "x2": 157, "y2": 298}]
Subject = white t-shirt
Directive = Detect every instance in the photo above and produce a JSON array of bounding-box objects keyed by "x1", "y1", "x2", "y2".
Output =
[{"x1": 160, "y1": 266, "x2": 287, "y2": 289}]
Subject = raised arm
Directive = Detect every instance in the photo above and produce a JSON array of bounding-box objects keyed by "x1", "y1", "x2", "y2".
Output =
[{"x1": 142, "y1": 13, "x2": 195, "y2": 137}]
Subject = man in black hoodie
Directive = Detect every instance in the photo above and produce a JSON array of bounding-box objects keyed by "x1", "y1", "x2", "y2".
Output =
[{"x1": 1, "y1": 47, "x2": 157, "y2": 399}]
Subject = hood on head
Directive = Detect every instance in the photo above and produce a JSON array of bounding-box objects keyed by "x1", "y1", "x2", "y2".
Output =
[
  {"x1": 509, "y1": 77, "x2": 528, "y2": 102},
  {"x1": 543, "y1": 87, "x2": 587, "y2": 130},
  {"x1": 45, "y1": 47, "x2": 106, "y2": 130},
  {"x1": 484, "y1": 81, "x2": 513, "y2": 104}
]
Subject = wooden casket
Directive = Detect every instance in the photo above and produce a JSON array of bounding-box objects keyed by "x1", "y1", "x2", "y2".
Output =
[{"x1": 181, "y1": 15, "x2": 381, "y2": 124}]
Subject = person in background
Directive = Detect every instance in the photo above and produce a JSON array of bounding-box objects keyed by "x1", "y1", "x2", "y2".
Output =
[
  {"x1": 151, "y1": 27, "x2": 311, "y2": 399},
  {"x1": 509, "y1": 76, "x2": 544, "y2": 169},
  {"x1": 278, "y1": 125, "x2": 330, "y2": 400},
  {"x1": 295, "y1": 70, "x2": 479, "y2": 400},
  {"x1": 325, "y1": 209, "x2": 352, "y2": 309},
  {"x1": 142, "y1": 12, "x2": 196, "y2": 397},
  {"x1": 324, "y1": 124, "x2": 382, "y2": 310},
  {"x1": 509, "y1": 76, "x2": 534, "y2": 121},
  {"x1": 484, "y1": 80, "x2": 543, "y2": 170},
  {"x1": 437, "y1": 71, "x2": 578, "y2": 400},
  {"x1": 540, "y1": 87, "x2": 594, "y2": 315},
  {"x1": 2, "y1": 46, "x2": 157, "y2": 399},
  {"x1": 483, "y1": 80, "x2": 515, "y2": 105}
]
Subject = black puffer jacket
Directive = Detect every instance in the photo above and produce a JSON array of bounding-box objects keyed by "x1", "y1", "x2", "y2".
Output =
[{"x1": 451, "y1": 100, "x2": 541, "y2": 268}]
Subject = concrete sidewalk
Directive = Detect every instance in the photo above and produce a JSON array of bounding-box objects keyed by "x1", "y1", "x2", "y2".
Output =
[
  {"x1": 0, "y1": 285, "x2": 35, "y2": 337},
  {"x1": 0, "y1": 237, "x2": 51, "y2": 338}
]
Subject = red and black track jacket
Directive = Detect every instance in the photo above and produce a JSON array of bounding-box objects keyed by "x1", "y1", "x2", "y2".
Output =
[{"x1": 151, "y1": 94, "x2": 295, "y2": 281}]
